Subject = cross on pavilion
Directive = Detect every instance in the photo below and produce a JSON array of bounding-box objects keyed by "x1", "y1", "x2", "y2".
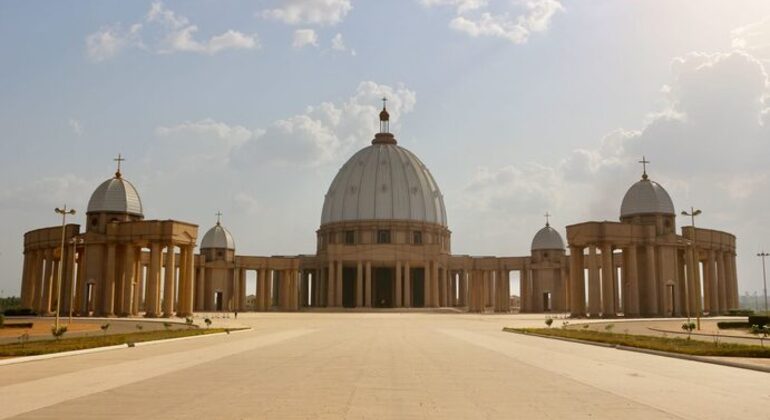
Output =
[
  {"x1": 114, "y1": 153, "x2": 125, "y2": 177},
  {"x1": 639, "y1": 156, "x2": 650, "y2": 179}
]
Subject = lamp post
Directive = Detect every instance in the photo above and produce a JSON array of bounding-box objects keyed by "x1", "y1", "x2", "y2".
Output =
[
  {"x1": 54, "y1": 205, "x2": 76, "y2": 332},
  {"x1": 68, "y1": 237, "x2": 84, "y2": 325},
  {"x1": 681, "y1": 207, "x2": 702, "y2": 330},
  {"x1": 758, "y1": 251, "x2": 769, "y2": 314}
]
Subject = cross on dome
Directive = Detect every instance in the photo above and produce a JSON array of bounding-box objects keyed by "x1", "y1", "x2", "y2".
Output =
[
  {"x1": 114, "y1": 153, "x2": 125, "y2": 178},
  {"x1": 544, "y1": 212, "x2": 551, "y2": 227},
  {"x1": 639, "y1": 156, "x2": 650, "y2": 180},
  {"x1": 216, "y1": 211, "x2": 223, "y2": 225}
]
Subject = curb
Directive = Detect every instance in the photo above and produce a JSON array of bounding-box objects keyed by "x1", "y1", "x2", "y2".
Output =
[
  {"x1": 0, "y1": 328, "x2": 252, "y2": 367},
  {"x1": 503, "y1": 329, "x2": 770, "y2": 374}
]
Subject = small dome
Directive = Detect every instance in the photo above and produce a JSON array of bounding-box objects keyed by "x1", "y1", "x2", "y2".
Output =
[
  {"x1": 321, "y1": 143, "x2": 447, "y2": 227},
  {"x1": 620, "y1": 178, "x2": 675, "y2": 218},
  {"x1": 87, "y1": 176, "x2": 143, "y2": 216},
  {"x1": 200, "y1": 223, "x2": 235, "y2": 250},
  {"x1": 531, "y1": 225, "x2": 565, "y2": 251}
]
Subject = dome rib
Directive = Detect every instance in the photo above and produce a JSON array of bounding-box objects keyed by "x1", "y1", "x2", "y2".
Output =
[
  {"x1": 87, "y1": 176, "x2": 144, "y2": 216},
  {"x1": 200, "y1": 223, "x2": 235, "y2": 250},
  {"x1": 320, "y1": 143, "x2": 447, "y2": 227},
  {"x1": 620, "y1": 178, "x2": 675, "y2": 218},
  {"x1": 531, "y1": 226, "x2": 565, "y2": 251}
]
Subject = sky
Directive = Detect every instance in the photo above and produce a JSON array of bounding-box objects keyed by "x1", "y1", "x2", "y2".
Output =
[{"x1": 1, "y1": 0, "x2": 769, "y2": 299}]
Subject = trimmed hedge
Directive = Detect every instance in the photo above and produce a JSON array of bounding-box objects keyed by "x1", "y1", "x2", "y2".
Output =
[
  {"x1": 727, "y1": 309, "x2": 754, "y2": 316},
  {"x1": 4, "y1": 308, "x2": 37, "y2": 316},
  {"x1": 3, "y1": 322, "x2": 34, "y2": 329},
  {"x1": 748, "y1": 315, "x2": 770, "y2": 327},
  {"x1": 717, "y1": 321, "x2": 750, "y2": 330}
]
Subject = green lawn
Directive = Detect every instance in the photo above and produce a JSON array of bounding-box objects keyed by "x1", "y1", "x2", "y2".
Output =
[
  {"x1": 0, "y1": 328, "x2": 234, "y2": 358},
  {"x1": 504, "y1": 327, "x2": 770, "y2": 358}
]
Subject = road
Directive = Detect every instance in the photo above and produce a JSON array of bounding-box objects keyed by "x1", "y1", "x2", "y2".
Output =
[{"x1": 0, "y1": 313, "x2": 768, "y2": 419}]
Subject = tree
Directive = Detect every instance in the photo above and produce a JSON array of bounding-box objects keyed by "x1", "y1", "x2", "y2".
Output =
[
  {"x1": 750, "y1": 324, "x2": 770, "y2": 347},
  {"x1": 51, "y1": 325, "x2": 67, "y2": 340},
  {"x1": 204, "y1": 318, "x2": 212, "y2": 329},
  {"x1": 681, "y1": 322, "x2": 696, "y2": 340}
]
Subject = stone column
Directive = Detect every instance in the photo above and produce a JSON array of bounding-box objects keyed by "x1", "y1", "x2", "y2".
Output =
[
  {"x1": 146, "y1": 243, "x2": 161, "y2": 317},
  {"x1": 133, "y1": 259, "x2": 143, "y2": 315},
  {"x1": 601, "y1": 244, "x2": 615, "y2": 316},
  {"x1": 20, "y1": 252, "x2": 32, "y2": 309},
  {"x1": 432, "y1": 262, "x2": 440, "y2": 308},
  {"x1": 335, "y1": 261, "x2": 343, "y2": 307},
  {"x1": 691, "y1": 251, "x2": 702, "y2": 317},
  {"x1": 121, "y1": 244, "x2": 135, "y2": 316},
  {"x1": 103, "y1": 244, "x2": 116, "y2": 316},
  {"x1": 459, "y1": 270, "x2": 467, "y2": 307},
  {"x1": 520, "y1": 267, "x2": 529, "y2": 312},
  {"x1": 645, "y1": 245, "x2": 659, "y2": 316},
  {"x1": 717, "y1": 252, "x2": 727, "y2": 314},
  {"x1": 395, "y1": 261, "x2": 402, "y2": 307},
  {"x1": 623, "y1": 246, "x2": 640, "y2": 317},
  {"x1": 74, "y1": 250, "x2": 86, "y2": 315},
  {"x1": 163, "y1": 245, "x2": 176, "y2": 317},
  {"x1": 569, "y1": 247, "x2": 586, "y2": 317},
  {"x1": 39, "y1": 250, "x2": 53, "y2": 315},
  {"x1": 257, "y1": 268, "x2": 266, "y2": 311},
  {"x1": 184, "y1": 245, "x2": 195, "y2": 315},
  {"x1": 729, "y1": 253, "x2": 739, "y2": 309},
  {"x1": 196, "y1": 258, "x2": 206, "y2": 311},
  {"x1": 30, "y1": 250, "x2": 43, "y2": 312},
  {"x1": 327, "y1": 261, "x2": 335, "y2": 307},
  {"x1": 587, "y1": 246, "x2": 601, "y2": 317},
  {"x1": 404, "y1": 261, "x2": 411, "y2": 307},
  {"x1": 365, "y1": 261, "x2": 372, "y2": 307},
  {"x1": 238, "y1": 266, "x2": 246, "y2": 311},
  {"x1": 439, "y1": 268, "x2": 447, "y2": 307},
  {"x1": 356, "y1": 261, "x2": 363, "y2": 308},
  {"x1": 706, "y1": 250, "x2": 717, "y2": 315}
]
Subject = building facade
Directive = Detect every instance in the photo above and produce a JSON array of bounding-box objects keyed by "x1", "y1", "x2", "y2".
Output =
[{"x1": 18, "y1": 106, "x2": 739, "y2": 317}]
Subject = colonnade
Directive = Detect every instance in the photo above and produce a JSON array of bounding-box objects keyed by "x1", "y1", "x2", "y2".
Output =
[
  {"x1": 569, "y1": 244, "x2": 739, "y2": 318},
  {"x1": 20, "y1": 246, "x2": 76, "y2": 316},
  {"x1": 466, "y1": 269, "x2": 511, "y2": 313}
]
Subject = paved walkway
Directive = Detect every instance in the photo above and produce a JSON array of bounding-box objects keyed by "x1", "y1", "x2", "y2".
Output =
[{"x1": 0, "y1": 313, "x2": 768, "y2": 419}]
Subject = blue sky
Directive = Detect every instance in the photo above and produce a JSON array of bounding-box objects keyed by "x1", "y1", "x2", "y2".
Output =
[{"x1": 1, "y1": 1, "x2": 770, "y2": 299}]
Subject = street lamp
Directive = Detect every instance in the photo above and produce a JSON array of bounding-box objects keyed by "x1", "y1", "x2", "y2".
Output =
[
  {"x1": 758, "y1": 251, "x2": 769, "y2": 314},
  {"x1": 681, "y1": 207, "x2": 702, "y2": 330},
  {"x1": 68, "y1": 236, "x2": 84, "y2": 325},
  {"x1": 54, "y1": 205, "x2": 76, "y2": 332}
]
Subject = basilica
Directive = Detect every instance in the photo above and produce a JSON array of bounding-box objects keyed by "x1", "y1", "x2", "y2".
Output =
[{"x1": 18, "y1": 105, "x2": 739, "y2": 318}]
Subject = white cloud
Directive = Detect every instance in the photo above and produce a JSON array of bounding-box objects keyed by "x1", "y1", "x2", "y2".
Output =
[
  {"x1": 234, "y1": 81, "x2": 416, "y2": 167},
  {"x1": 154, "y1": 118, "x2": 259, "y2": 170},
  {"x1": 732, "y1": 16, "x2": 770, "y2": 60},
  {"x1": 261, "y1": 0, "x2": 352, "y2": 25},
  {"x1": 68, "y1": 118, "x2": 83, "y2": 136},
  {"x1": 425, "y1": 0, "x2": 563, "y2": 44},
  {"x1": 85, "y1": 23, "x2": 143, "y2": 62},
  {"x1": 457, "y1": 46, "x2": 770, "y2": 267},
  {"x1": 86, "y1": 1, "x2": 258, "y2": 60},
  {"x1": 292, "y1": 29, "x2": 319, "y2": 48}
]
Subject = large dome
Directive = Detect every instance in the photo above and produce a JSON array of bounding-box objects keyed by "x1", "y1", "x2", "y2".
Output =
[
  {"x1": 87, "y1": 175, "x2": 143, "y2": 216},
  {"x1": 620, "y1": 177, "x2": 675, "y2": 218},
  {"x1": 321, "y1": 135, "x2": 447, "y2": 227},
  {"x1": 200, "y1": 222, "x2": 235, "y2": 250},
  {"x1": 531, "y1": 225, "x2": 565, "y2": 251}
]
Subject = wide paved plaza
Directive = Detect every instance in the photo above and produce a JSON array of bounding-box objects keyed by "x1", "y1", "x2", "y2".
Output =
[{"x1": 1, "y1": 313, "x2": 769, "y2": 419}]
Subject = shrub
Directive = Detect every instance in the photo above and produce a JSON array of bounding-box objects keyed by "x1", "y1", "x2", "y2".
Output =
[
  {"x1": 545, "y1": 318, "x2": 553, "y2": 328},
  {"x1": 750, "y1": 324, "x2": 770, "y2": 347},
  {"x1": 100, "y1": 323, "x2": 110, "y2": 335},
  {"x1": 136, "y1": 324, "x2": 144, "y2": 331},
  {"x1": 727, "y1": 309, "x2": 754, "y2": 316},
  {"x1": 204, "y1": 318, "x2": 212, "y2": 328},
  {"x1": 163, "y1": 322, "x2": 172, "y2": 330},
  {"x1": 748, "y1": 315, "x2": 770, "y2": 327},
  {"x1": 3, "y1": 322, "x2": 33, "y2": 329},
  {"x1": 185, "y1": 317, "x2": 194, "y2": 326},
  {"x1": 717, "y1": 321, "x2": 750, "y2": 330},
  {"x1": 4, "y1": 308, "x2": 37, "y2": 316},
  {"x1": 604, "y1": 324, "x2": 615, "y2": 332}
]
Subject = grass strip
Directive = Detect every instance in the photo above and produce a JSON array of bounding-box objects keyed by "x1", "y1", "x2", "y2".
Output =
[
  {"x1": 0, "y1": 328, "x2": 233, "y2": 357},
  {"x1": 504, "y1": 327, "x2": 770, "y2": 358}
]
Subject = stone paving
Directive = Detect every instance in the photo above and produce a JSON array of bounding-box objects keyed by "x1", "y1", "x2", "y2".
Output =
[{"x1": 0, "y1": 313, "x2": 768, "y2": 419}]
